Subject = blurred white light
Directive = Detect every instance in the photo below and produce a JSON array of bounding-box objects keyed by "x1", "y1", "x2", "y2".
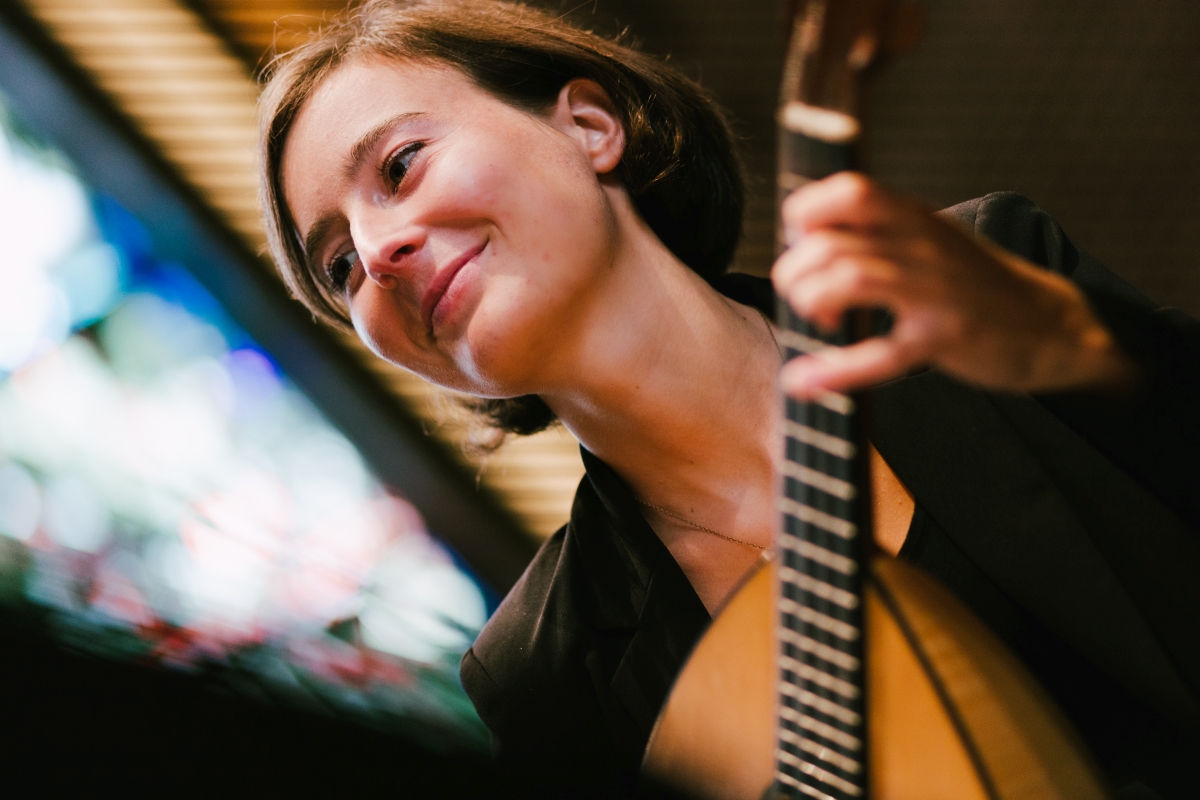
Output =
[
  {"x1": 0, "y1": 461, "x2": 40, "y2": 541},
  {"x1": 0, "y1": 134, "x2": 91, "y2": 276},
  {"x1": 0, "y1": 271, "x2": 70, "y2": 371},
  {"x1": 144, "y1": 536, "x2": 193, "y2": 593},
  {"x1": 0, "y1": 129, "x2": 90, "y2": 373},
  {"x1": 52, "y1": 241, "x2": 123, "y2": 326},
  {"x1": 99, "y1": 293, "x2": 228, "y2": 380},
  {"x1": 179, "y1": 516, "x2": 269, "y2": 628},
  {"x1": 285, "y1": 429, "x2": 372, "y2": 524},
  {"x1": 89, "y1": 550, "x2": 155, "y2": 627},
  {"x1": 0, "y1": 337, "x2": 123, "y2": 475},
  {"x1": 360, "y1": 540, "x2": 487, "y2": 664},
  {"x1": 134, "y1": 368, "x2": 231, "y2": 482},
  {"x1": 43, "y1": 473, "x2": 111, "y2": 552}
]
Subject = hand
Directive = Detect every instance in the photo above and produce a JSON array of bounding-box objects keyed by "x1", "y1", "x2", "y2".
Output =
[{"x1": 771, "y1": 173, "x2": 1138, "y2": 398}]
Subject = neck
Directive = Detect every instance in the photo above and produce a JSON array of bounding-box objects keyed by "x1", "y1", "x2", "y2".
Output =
[{"x1": 537, "y1": 192, "x2": 781, "y2": 549}]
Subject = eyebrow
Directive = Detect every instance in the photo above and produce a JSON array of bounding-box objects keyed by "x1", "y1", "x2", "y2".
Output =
[
  {"x1": 301, "y1": 111, "x2": 430, "y2": 277},
  {"x1": 343, "y1": 110, "x2": 428, "y2": 182}
]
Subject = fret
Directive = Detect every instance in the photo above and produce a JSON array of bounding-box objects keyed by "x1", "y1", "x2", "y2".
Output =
[
  {"x1": 778, "y1": 327, "x2": 827, "y2": 355},
  {"x1": 778, "y1": 380, "x2": 867, "y2": 799},
  {"x1": 810, "y1": 389, "x2": 855, "y2": 416},
  {"x1": 776, "y1": 771, "x2": 839, "y2": 800},
  {"x1": 779, "y1": 460, "x2": 857, "y2": 500},
  {"x1": 778, "y1": 627, "x2": 860, "y2": 671},
  {"x1": 778, "y1": 534, "x2": 857, "y2": 575},
  {"x1": 779, "y1": 728, "x2": 863, "y2": 774},
  {"x1": 780, "y1": 599, "x2": 861, "y2": 642},
  {"x1": 784, "y1": 420, "x2": 856, "y2": 459},
  {"x1": 778, "y1": 654, "x2": 861, "y2": 699},
  {"x1": 776, "y1": 748, "x2": 864, "y2": 797},
  {"x1": 779, "y1": 566, "x2": 859, "y2": 609},
  {"x1": 778, "y1": 681, "x2": 862, "y2": 725},
  {"x1": 779, "y1": 705, "x2": 863, "y2": 750},
  {"x1": 779, "y1": 497, "x2": 856, "y2": 539}
]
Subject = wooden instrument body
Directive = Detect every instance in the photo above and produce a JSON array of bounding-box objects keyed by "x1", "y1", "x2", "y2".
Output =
[{"x1": 643, "y1": 556, "x2": 1110, "y2": 800}]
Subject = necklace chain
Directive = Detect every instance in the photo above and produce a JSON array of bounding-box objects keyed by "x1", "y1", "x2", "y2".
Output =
[
  {"x1": 756, "y1": 307, "x2": 780, "y2": 351},
  {"x1": 633, "y1": 308, "x2": 779, "y2": 552},
  {"x1": 635, "y1": 498, "x2": 767, "y2": 550}
]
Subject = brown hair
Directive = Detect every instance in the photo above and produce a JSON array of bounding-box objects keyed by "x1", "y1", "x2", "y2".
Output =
[{"x1": 259, "y1": 0, "x2": 745, "y2": 436}]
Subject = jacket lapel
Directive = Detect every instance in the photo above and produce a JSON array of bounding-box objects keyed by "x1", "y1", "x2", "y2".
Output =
[{"x1": 571, "y1": 449, "x2": 711, "y2": 739}]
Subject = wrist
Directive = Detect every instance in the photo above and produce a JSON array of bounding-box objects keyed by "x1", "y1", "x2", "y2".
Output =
[{"x1": 1034, "y1": 269, "x2": 1140, "y2": 394}]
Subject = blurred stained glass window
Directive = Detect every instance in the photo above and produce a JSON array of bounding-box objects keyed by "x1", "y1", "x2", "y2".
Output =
[{"x1": 0, "y1": 96, "x2": 488, "y2": 750}]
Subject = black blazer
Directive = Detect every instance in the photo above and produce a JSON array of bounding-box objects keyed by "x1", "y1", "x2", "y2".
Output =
[{"x1": 461, "y1": 194, "x2": 1200, "y2": 797}]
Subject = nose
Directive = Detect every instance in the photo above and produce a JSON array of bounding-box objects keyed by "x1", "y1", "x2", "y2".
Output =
[{"x1": 352, "y1": 211, "x2": 427, "y2": 289}]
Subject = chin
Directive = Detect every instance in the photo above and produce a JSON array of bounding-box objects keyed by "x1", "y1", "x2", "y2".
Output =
[{"x1": 455, "y1": 302, "x2": 552, "y2": 397}]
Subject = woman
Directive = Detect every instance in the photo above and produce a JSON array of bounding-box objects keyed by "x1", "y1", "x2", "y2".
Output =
[{"x1": 259, "y1": 1, "x2": 1199, "y2": 795}]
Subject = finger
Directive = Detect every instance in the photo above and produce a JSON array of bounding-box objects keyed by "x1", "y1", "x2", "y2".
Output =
[
  {"x1": 781, "y1": 173, "x2": 915, "y2": 238},
  {"x1": 772, "y1": 229, "x2": 880, "y2": 297},
  {"x1": 780, "y1": 336, "x2": 926, "y2": 397},
  {"x1": 782, "y1": 256, "x2": 903, "y2": 331}
]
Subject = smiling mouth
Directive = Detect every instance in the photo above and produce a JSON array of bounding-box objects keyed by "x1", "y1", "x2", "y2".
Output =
[{"x1": 422, "y1": 240, "x2": 487, "y2": 333}]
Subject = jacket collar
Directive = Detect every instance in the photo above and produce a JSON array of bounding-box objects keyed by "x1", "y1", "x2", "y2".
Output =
[{"x1": 569, "y1": 447, "x2": 711, "y2": 735}]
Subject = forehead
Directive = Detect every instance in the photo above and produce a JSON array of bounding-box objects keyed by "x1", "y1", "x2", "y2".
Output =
[
  {"x1": 279, "y1": 58, "x2": 495, "y2": 230},
  {"x1": 296, "y1": 56, "x2": 485, "y2": 133}
]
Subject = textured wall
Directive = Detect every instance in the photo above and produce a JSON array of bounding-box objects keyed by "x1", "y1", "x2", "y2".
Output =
[
  {"x1": 871, "y1": 1, "x2": 1200, "y2": 316},
  {"x1": 558, "y1": 0, "x2": 1200, "y2": 316}
]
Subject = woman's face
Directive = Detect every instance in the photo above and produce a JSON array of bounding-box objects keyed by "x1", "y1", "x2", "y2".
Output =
[{"x1": 281, "y1": 58, "x2": 623, "y2": 396}]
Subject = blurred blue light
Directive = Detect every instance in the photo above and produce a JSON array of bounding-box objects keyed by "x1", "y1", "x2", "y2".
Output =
[{"x1": 0, "y1": 92, "x2": 489, "y2": 750}]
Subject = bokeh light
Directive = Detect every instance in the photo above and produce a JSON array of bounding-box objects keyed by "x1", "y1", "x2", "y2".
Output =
[{"x1": 0, "y1": 97, "x2": 488, "y2": 749}]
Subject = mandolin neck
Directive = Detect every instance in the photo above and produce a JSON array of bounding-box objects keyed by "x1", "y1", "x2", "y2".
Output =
[{"x1": 772, "y1": 13, "x2": 880, "y2": 800}]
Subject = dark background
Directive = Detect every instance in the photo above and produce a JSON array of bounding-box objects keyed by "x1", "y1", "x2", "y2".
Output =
[{"x1": 552, "y1": 0, "x2": 1200, "y2": 317}]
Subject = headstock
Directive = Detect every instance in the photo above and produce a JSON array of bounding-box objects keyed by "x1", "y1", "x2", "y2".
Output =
[{"x1": 780, "y1": 0, "x2": 921, "y2": 143}]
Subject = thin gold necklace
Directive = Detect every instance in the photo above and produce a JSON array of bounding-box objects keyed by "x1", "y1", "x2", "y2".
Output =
[
  {"x1": 756, "y1": 307, "x2": 782, "y2": 355},
  {"x1": 635, "y1": 307, "x2": 779, "y2": 552},
  {"x1": 635, "y1": 498, "x2": 767, "y2": 550}
]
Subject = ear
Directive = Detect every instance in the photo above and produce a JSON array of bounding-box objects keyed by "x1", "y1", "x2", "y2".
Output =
[{"x1": 548, "y1": 78, "x2": 625, "y2": 174}]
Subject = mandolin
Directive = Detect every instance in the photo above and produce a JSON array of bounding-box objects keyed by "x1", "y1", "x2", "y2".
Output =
[{"x1": 642, "y1": 2, "x2": 1111, "y2": 798}]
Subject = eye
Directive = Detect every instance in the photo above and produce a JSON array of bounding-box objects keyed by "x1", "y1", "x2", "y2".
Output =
[
  {"x1": 380, "y1": 142, "x2": 424, "y2": 192},
  {"x1": 326, "y1": 248, "x2": 360, "y2": 292}
]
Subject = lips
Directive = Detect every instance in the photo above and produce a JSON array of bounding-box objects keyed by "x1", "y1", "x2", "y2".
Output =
[{"x1": 421, "y1": 240, "x2": 486, "y2": 333}]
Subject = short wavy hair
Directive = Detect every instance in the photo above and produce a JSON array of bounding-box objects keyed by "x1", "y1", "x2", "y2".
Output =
[{"x1": 259, "y1": 0, "x2": 745, "y2": 436}]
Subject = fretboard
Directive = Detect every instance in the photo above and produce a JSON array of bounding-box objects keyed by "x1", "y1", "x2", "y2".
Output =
[{"x1": 773, "y1": 125, "x2": 872, "y2": 800}]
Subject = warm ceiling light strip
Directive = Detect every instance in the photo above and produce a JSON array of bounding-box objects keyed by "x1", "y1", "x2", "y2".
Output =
[
  {"x1": 28, "y1": 0, "x2": 262, "y2": 244},
  {"x1": 194, "y1": 0, "x2": 345, "y2": 58},
  {"x1": 23, "y1": 0, "x2": 582, "y2": 540}
]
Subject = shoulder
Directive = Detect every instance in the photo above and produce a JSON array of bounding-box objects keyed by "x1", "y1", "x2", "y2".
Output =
[
  {"x1": 939, "y1": 193, "x2": 1178, "y2": 340},
  {"x1": 460, "y1": 524, "x2": 574, "y2": 728},
  {"x1": 939, "y1": 192, "x2": 1079, "y2": 276},
  {"x1": 459, "y1": 504, "x2": 618, "y2": 737},
  {"x1": 459, "y1": 512, "x2": 643, "y2": 786}
]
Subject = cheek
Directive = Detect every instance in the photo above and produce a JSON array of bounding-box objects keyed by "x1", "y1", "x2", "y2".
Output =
[
  {"x1": 349, "y1": 285, "x2": 490, "y2": 393},
  {"x1": 349, "y1": 293, "x2": 420, "y2": 367},
  {"x1": 457, "y1": 268, "x2": 577, "y2": 394},
  {"x1": 455, "y1": 127, "x2": 602, "y2": 251}
]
